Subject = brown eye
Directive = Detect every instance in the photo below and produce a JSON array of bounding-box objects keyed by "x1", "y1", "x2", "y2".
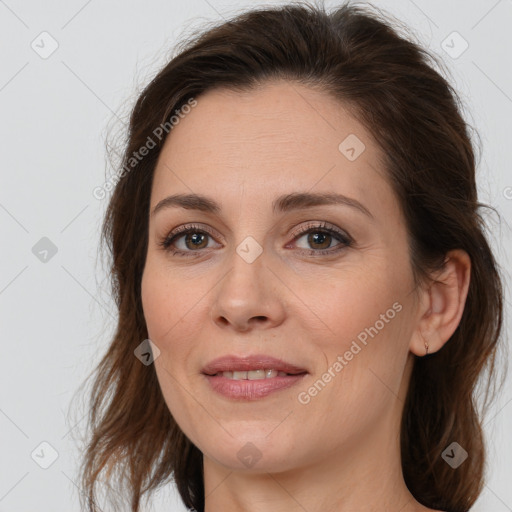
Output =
[
  {"x1": 305, "y1": 231, "x2": 334, "y2": 250},
  {"x1": 291, "y1": 222, "x2": 352, "y2": 256},
  {"x1": 159, "y1": 224, "x2": 221, "y2": 256},
  {"x1": 182, "y1": 232, "x2": 209, "y2": 250}
]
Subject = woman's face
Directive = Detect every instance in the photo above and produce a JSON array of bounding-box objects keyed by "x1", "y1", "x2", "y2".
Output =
[{"x1": 141, "y1": 80, "x2": 422, "y2": 473}]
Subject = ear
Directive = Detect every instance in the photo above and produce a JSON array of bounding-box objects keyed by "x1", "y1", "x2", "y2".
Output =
[{"x1": 410, "y1": 249, "x2": 471, "y2": 357}]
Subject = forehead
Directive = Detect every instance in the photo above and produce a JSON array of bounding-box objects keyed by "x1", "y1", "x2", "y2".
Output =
[
  {"x1": 150, "y1": 80, "x2": 394, "y2": 217},
  {"x1": 160, "y1": 80, "x2": 374, "y2": 159}
]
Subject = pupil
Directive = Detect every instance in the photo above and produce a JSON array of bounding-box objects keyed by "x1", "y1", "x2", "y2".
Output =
[
  {"x1": 187, "y1": 233, "x2": 207, "y2": 249},
  {"x1": 309, "y1": 232, "x2": 330, "y2": 249}
]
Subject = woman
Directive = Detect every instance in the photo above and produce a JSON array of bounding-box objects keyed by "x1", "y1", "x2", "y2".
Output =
[{"x1": 77, "y1": 2, "x2": 506, "y2": 511}]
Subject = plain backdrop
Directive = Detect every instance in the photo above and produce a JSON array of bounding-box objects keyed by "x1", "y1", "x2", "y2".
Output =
[{"x1": 1, "y1": 0, "x2": 511, "y2": 510}]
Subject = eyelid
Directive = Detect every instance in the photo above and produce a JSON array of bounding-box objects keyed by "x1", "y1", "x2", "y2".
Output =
[
  {"x1": 165, "y1": 222, "x2": 220, "y2": 239},
  {"x1": 288, "y1": 221, "x2": 352, "y2": 243}
]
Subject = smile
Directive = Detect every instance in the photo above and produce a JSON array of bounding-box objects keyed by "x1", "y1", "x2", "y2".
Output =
[{"x1": 214, "y1": 369, "x2": 294, "y2": 379}]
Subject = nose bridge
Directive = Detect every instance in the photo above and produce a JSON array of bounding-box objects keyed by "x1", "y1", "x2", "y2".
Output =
[
  {"x1": 221, "y1": 234, "x2": 268, "y2": 299},
  {"x1": 223, "y1": 200, "x2": 270, "y2": 277},
  {"x1": 210, "y1": 232, "x2": 285, "y2": 330}
]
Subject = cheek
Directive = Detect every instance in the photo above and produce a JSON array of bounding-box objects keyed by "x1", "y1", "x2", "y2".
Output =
[
  {"x1": 295, "y1": 257, "x2": 413, "y2": 404},
  {"x1": 141, "y1": 261, "x2": 198, "y2": 342},
  {"x1": 141, "y1": 261, "x2": 213, "y2": 390},
  {"x1": 141, "y1": 267, "x2": 169, "y2": 341},
  {"x1": 141, "y1": 264, "x2": 203, "y2": 431},
  {"x1": 301, "y1": 263, "x2": 405, "y2": 341}
]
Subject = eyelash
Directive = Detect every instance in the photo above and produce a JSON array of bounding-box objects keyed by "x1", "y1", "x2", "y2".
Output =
[{"x1": 158, "y1": 221, "x2": 353, "y2": 258}]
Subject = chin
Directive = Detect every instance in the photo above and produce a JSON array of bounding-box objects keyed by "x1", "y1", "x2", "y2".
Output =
[{"x1": 199, "y1": 430, "x2": 300, "y2": 473}]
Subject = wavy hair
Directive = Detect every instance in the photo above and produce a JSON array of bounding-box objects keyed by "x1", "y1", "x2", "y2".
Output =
[{"x1": 74, "y1": 2, "x2": 507, "y2": 511}]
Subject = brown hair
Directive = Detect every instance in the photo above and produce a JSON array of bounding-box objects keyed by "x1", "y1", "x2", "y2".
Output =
[{"x1": 74, "y1": 1, "x2": 507, "y2": 511}]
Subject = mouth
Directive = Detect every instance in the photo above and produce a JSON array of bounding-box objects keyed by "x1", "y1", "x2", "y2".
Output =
[
  {"x1": 207, "y1": 369, "x2": 306, "y2": 380},
  {"x1": 201, "y1": 354, "x2": 308, "y2": 400},
  {"x1": 201, "y1": 354, "x2": 308, "y2": 377}
]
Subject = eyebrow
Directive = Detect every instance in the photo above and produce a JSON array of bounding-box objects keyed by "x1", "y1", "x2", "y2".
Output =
[{"x1": 151, "y1": 192, "x2": 374, "y2": 219}]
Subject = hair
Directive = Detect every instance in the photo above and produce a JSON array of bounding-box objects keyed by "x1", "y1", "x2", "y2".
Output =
[{"x1": 75, "y1": 1, "x2": 507, "y2": 511}]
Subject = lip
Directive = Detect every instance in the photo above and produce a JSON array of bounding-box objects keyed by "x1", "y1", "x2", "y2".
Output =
[
  {"x1": 201, "y1": 354, "x2": 308, "y2": 376},
  {"x1": 201, "y1": 354, "x2": 308, "y2": 401},
  {"x1": 203, "y1": 373, "x2": 307, "y2": 400}
]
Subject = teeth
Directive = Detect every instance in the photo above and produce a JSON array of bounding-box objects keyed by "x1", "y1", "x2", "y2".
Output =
[
  {"x1": 248, "y1": 370, "x2": 266, "y2": 380},
  {"x1": 218, "y1": 369, "x2": 289, "y2": 380}
]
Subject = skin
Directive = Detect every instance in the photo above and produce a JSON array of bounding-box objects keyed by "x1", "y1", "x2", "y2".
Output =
[{"x1": 141, "y1": 80, "x2": 471, "y2": 512}]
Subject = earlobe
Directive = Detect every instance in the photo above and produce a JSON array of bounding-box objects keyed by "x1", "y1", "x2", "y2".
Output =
[{"x1": 410, "y1": 249, "x2": 471, "y2": 357}]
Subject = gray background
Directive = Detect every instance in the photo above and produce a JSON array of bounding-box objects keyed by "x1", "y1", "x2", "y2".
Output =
[{"x1": 1, "y1": 0, "x2": 511, "y2": 510}]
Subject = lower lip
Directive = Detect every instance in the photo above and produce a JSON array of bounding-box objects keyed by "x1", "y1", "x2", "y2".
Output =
[{"x1": 203, "y1": 373, "x2": 307, "y2": 400}]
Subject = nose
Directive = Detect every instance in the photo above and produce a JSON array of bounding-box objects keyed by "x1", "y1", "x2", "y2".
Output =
[{"x1": 210, "y1": 244, "x2": 286, "y2": 332}]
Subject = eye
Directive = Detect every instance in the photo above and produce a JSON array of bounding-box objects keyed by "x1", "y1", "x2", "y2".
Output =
[
  {"x1": 158, "y1": 221, "x2": 353, "y2": 258},
  {"x1": 158, "y1": 223, "x2": 220, "y2": 257},
  {"x1": 289, "y1": 221, "x2": 352, "y2": 256}
]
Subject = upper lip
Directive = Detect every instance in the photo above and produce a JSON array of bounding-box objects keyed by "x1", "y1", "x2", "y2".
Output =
[{"x1": 202, "y1": 354, "x2": 308, "y2": 375}]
